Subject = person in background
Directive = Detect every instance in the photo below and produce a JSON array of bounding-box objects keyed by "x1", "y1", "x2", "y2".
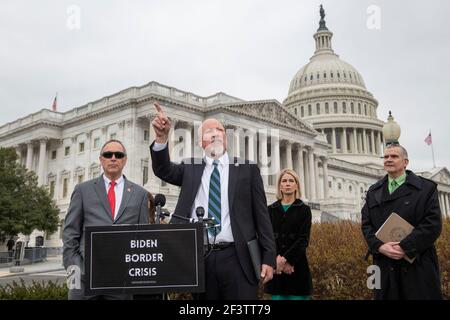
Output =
[
  {"x1": 361, "y1": 144, "x2": 442, "y2": 300},
  {"x1": 265, "y1": 169, "x2": 313, "y2": 300},
  {"x1": 63, "y1": 140, "x2": 149, "y2": 300}
]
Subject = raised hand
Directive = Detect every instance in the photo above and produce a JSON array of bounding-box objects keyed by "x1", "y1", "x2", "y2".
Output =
[{"x1": 151, "y1": 102, "x2": 171, "y2": 144}]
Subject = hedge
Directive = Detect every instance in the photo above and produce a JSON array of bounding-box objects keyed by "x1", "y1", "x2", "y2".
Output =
[
  {"x1": 0, "y1": 279, "x2": 67, "y2": 300},
  {"x1": 308, "y1": 217, "x2": 450, "y2": 300}
]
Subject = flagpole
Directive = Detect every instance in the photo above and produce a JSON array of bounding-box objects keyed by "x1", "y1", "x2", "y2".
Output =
[{"x1": 430, "y1": 129, "x2": 436, "y2": 168}]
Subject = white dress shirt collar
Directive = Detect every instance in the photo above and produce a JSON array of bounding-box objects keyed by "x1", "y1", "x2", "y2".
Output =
[
  {"x1": 204, "y1": 152, "x2": 229, "y2": 167},
  {"x1": 103, "y1": 174, "x2": 124, "y2": 186}
]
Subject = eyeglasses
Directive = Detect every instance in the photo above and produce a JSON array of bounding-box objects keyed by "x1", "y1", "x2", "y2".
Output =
[{"x1": 102, "y1": 151, "x2": 126, "y2": 159}]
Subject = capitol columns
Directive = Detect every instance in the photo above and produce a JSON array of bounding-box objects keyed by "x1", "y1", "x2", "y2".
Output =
[
  {"x1": 362, "y1": 129, "x2": 368, "y2": 154},
  {"x1": 314, "y1": 155, "x2": 321, "y2": 199},
  {"x1": 85, "y1": 131, "x2": 93, "y2": 180},
  {"x1": 370, "y1": 130, "x2": 376, "y2": 155},
  {"x1": 26, "y1": 141, "x2": 34, "y2": 170},
  {"x1": 307, "y1": 146, "x2": 316, "y2": 200},
  {"x1": 342, "y1": 128, "x2": 348, "y2": 153},
  {"x1": 246, "y1": 128, "x2": 256, "y2": 162},
  {"x1": 295, "y1": 144, "x2": 306, "y2": 199},
  {"x1": 258, "y1": 130, "x2": 269, "y2": 186},
  {"x1": 353, "y1": 128, "x2": 358, "y2": 153},
  {"x1": 37, "y1": 138, "x2": 48, "y2": 185},
  {"x1": 271, "y1": 133, "x2": 281, "y2": 184},
  {"x1": 286, "y1": 140, "x2": 293, "y2": 170},
  {"x1": 322, "y1": 156, "x2": 329, "y2": 199},
  {"x1": 377, "y1": 131, "x2": 382, "y2": 156},
  {"x1": 331, "y1": 128, "x2": 337, "y2": 153}
]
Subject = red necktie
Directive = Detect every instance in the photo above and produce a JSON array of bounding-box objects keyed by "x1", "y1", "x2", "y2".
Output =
[{"x1": 108, "y1": 181, "x2": 116, "y2": 220}]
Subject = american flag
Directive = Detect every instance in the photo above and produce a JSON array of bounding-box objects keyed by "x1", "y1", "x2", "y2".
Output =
[{"x1": 424, "y1": 132, "x2": 432, "y2": 146}]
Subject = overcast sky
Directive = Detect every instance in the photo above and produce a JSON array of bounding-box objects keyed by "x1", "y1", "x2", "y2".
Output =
[{"x1": 1, "y1": 0, "x2": 449, "y2": 172}]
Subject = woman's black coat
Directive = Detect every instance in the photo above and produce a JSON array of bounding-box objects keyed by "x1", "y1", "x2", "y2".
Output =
[{"x1": 265, "y1": 199, "x2": 313, "y2": 296}]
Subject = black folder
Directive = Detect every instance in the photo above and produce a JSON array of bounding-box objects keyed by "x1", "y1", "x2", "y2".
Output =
[{"x1": 247, "y1": 239, "x2": 262, "y2": 280}]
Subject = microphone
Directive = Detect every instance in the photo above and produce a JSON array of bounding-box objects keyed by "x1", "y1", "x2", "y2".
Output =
[
  {"x1": 196, "y1": 206, "x2": 205, "y2": 224},
  {"x1": 154, "y1": 194, "x2": 166, "y2": 224},
  {"x1": 171, "y1": 214, "x2": 195, "y2": 223}
]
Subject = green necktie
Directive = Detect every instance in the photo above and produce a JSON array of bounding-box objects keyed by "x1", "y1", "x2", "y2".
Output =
[
  {"x1": 390, "y1": 179, "x2": 399, "y2": 194},
  {"x1": 208, "y1": 160, "x2": 221, "y2": 236}
]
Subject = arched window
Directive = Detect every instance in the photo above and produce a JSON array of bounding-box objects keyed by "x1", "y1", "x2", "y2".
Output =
[
  {"x1": 334, "y1": 102, "x2": 338, "y2": 113},
  {"x1": 364, "y1": 104, "x2": 367, "y2": 115},
  {"x1": 343, "y1": 102, "x2": 347, "y2": 114},
  {"x1": 323, "y1": 72, "x2": 327, "y2": 78},
  {"x1": 316, "y1": 103, "x2": 320, "y2": 115},
  {"x1": 358, "y1": 103, "x2": 362, "y2": 114},
  {"x1": 308, "y1": 105, "x2": 312, "y2": 116},
  {"x1": 325, "y1": 102, "x2": 329, "y2": 114},
  {"x1": 351, "y1": 102, "x2": 354, "y2": 114},
  {"x1": 301, "y1": 106, "x2": 304, "y2": 117}
]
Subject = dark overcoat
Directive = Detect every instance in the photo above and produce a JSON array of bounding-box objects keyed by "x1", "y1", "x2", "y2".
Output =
[
  {"x1": 361, "y1": 170, "x2": 443, "y2": 300},
  {"x1": 265, "y1": 199, "x2": 313, "y2": 296}
]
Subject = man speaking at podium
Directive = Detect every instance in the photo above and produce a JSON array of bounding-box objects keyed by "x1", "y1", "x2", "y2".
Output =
[
  {"x1": 63, "y1": 140, "x2": 149, "y2": 300},
  {"x1": 150, "y1": 102, "x2": 275, "y2": 300}
]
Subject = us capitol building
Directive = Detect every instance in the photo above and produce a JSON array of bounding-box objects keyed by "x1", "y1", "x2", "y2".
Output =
[{"x1": 1, "y1": 8, "x2": 449, "y2": 248}]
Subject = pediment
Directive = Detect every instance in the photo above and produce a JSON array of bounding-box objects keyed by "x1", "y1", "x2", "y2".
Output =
[
  {"x1": 219, "y1": 101, "x2": 317, "y2": 136},
  {"x1": 428, "y1": 167, "x2": 450, "y2": 185}
]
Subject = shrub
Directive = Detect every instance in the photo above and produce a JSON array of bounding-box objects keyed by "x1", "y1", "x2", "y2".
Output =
[
  {"x1": 308, "y1": 218, "x2": 450, "y2": 300},
  {"x1": 0, "y1": 279, "x2": 68, "y2": 300}
]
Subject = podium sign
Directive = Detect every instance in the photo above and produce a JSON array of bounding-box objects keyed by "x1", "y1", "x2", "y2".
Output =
[{"x1": 85, "y1": 223, "x2": 205, "y2": 295}]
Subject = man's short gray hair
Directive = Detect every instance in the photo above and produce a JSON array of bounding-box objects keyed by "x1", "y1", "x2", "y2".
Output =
[
  {"x1": 100, "y1": 139, "x2": 127, "y2": 155},
  {"x1": 386, "y1": 143, "x2": 408, "y2": 159}
]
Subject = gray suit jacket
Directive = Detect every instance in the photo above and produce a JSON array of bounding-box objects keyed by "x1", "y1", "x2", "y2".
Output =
[{"x1": 63, "y1": 175, "x2": 149, "y2": 299}]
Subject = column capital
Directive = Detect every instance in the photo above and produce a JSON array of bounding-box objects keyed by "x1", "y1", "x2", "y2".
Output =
[
  {"x1": 280, "y1": 139, "x2": 292, "y2": 147},
  {"x1": 118, "y1": 120, "x2": 126, "y2": 129}
]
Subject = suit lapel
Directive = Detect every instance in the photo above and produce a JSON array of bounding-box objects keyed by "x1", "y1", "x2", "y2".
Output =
[
  {"x1": 228, "y1": 158, "x2": 239, "y2": 210},
  {"x1": 115, "y1": 178, "x2": 133, "y2": 222},
  {"x1": 93, "y1": 175, "x2": 113, "y2": 220}
]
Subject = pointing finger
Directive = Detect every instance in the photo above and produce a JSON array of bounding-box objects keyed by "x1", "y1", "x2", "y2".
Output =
[{"x1": 154, "y1": 101, "x2": 164, "y2": 114}]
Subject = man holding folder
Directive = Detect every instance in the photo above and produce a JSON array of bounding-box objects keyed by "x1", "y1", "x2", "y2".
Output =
[{"x1": 361, "y1": 144, "x2": 443, "y2": 300}]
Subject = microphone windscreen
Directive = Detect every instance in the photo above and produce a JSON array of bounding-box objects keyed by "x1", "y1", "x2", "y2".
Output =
[
  {"x1": 154, "y1": 194, "x2": 166, "y2": 207},
  {"x1": 196, "y1": 206, "x2": 205, "y2": 218}
]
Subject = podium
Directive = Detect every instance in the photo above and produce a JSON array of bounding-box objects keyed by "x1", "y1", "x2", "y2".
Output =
[{"x1": 84, "y1": 223, "x2": 205, "y2": 296}]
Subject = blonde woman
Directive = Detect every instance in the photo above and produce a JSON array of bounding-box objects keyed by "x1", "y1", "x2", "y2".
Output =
[{"x1": 265, "y1": 169, "x2": 313, "y2": 300}]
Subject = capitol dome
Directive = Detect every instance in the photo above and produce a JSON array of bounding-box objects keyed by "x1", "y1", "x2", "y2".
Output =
[
  {"x1": 283, "y1": 5, "x2": 385, "y2": 168},
  {"x1": 288, "y1": 53, "x2": 367, "y2": 94}
]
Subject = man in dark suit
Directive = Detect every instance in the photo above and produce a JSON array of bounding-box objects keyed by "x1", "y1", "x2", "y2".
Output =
[
  {"x1": 362, "y1": 144, "x2": 443, "y2": 299},
  {"x1": 63, "y1": 140, "x2": 149, "y2": 300},
  {"x1": 150, "y1": 102, "x2": 275, "y2": 300}
]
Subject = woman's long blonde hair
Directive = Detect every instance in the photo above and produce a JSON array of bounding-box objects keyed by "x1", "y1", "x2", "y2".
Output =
[{"x1": 276, "y1": 169, "x2": 302, "y2": 200}]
